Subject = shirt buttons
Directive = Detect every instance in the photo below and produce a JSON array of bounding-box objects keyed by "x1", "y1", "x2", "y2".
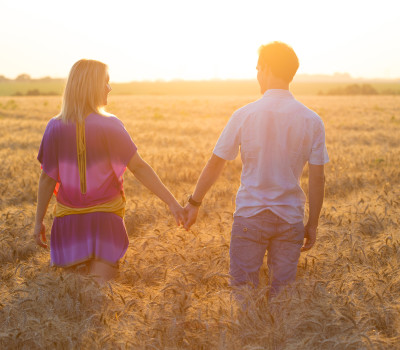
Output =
[{"x1": 243, "y1": 227, "x2": 248, "y2": 232}]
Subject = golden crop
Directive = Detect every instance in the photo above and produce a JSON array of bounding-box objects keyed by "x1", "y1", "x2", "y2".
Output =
[{"x1": 0, "y1": 95, "x2": 399, "y2": 349}]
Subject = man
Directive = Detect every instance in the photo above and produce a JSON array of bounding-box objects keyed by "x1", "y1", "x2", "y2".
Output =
[{"x1": 184, "y1": 41, "x2": 329, "y2": 297}]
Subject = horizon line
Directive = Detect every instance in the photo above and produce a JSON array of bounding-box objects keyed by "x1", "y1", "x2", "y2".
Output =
[{"x1": 1, "y1": 73, "x2": 399, "y2": 83}]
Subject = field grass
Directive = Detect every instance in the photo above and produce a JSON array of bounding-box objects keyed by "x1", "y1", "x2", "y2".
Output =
[{"x1": 0, "y1": 94, "x2": 400, "y2": 349}]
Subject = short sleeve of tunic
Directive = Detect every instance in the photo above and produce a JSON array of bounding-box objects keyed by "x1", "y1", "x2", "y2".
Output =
[
  {"x1": 105, "y1": 116, "x2": 137, "y2": 179},
  {"x1": 213, "y1": 111, "x2": 242, "y2": 161},
  {"x1": 37, "y1": 119, "x2": 59, "y2": 181},
  {"x1": 309, "y1": 118, "x2": 329, "y2": 165}
]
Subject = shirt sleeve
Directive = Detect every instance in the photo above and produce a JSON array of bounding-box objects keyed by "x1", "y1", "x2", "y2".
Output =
[
  {"x1": 37, "y1": 119, "x2": 59, "y2": 181},
  {"x1": 309, "y1": 118, "x2": 329, "y2": 165},
  {"x1": 213, "y1": 111, "x2": 242, "y2": 160},
  {"x1": 106, "y1": 116, "x2": 137, "y2": 179}
]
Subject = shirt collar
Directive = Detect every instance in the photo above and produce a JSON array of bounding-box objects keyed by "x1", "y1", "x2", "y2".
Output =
[{"x1": 263, "y1": 89, "x2": 293, "y2": 99}]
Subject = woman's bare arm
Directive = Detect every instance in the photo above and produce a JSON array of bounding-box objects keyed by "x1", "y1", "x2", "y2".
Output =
[
  {"x1": 33, "y1": 171, "x2": 57, "y2": 248},
  {"x1": 127, "y1": 152, "x2": 184, "y2": 226}
]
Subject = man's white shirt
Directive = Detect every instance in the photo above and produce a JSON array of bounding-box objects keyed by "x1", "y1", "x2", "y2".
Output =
[{"x1": 213, "y1": 89, "x2": 329, "y2": 224}]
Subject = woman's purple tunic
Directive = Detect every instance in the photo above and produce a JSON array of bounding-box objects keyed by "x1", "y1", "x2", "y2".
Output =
[{"x1": 37, "y1": 113, "x2": 137, "y2": 267}]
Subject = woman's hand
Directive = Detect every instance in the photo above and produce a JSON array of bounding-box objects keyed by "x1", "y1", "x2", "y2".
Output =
[
  {"x1": 183, "y1": 203, "x2": 200, "y2": 231},
  {"x1": 33, "y1": 222, "x2": 48, "y2": 249},
  {"x1": 168, "y1": 202, "x2": 185, "y2": 227}
]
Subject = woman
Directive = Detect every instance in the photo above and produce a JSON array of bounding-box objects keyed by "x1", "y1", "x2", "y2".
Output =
[{"x1": 33, "y1": 59, "x2": 184, "y2": 282}]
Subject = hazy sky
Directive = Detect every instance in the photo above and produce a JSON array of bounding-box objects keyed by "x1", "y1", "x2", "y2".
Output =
[{"x1": 1, "y1": 0, "x2": 399, "y2": 81}]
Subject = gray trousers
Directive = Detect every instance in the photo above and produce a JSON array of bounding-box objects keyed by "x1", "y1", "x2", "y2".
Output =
[{"x1": 229, "y1": 210, "x2": 304, "y2": 297}]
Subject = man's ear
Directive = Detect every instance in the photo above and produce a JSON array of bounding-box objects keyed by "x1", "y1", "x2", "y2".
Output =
[{"x1": 259, "y1": 63, "x2": 270, "y2": 75}]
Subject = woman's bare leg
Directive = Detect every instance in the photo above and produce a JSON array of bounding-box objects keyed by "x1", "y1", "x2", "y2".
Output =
[
  {"x1": 88, "y1": 260, "x2": 118, "y2": 283},
  {"x1": 64, "y1": 262, "x2": 89, "y2": 275}
]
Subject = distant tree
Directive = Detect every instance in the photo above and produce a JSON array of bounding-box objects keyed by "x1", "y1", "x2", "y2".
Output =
[
  {"x1": 344, "y1": 84, "x2": 362, "y2": 94},
  {"x1": 327, "y1": 84, "x2": 378, "y2": 95},
  {"x1": 0, "y1": 75, "x2": 10, "y2": 82},
  {"x1": 15, "y1": 74, "x2": 31, "y2": 81},
  {"x1": 360, "y1": 84, "x2": 378, "y2": 95},
  {"x1": 45, "y1": 91, "x2": 59, "y2": 96},
  {"x1": 26, "y1": 89, "x2": 40, "y2": 96},
  {"x1": 382, "y1": 88, "x2": 400, "y2": 95}
]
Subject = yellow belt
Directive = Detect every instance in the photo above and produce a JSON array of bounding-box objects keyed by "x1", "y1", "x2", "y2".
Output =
[{"x1": 54, "y1": 195, "x2": 126, "y2": 218}]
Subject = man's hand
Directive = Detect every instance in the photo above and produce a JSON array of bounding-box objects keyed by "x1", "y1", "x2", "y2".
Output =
[
  {"x1": 183, "y1": 204, "x2": 200, "y2": 231},
  {"x1": 33, "y1": 222, "x2": 48, "y2": 249},
  {"x1": 301, "y1": 224, "x2": 317, "y2": 252}
]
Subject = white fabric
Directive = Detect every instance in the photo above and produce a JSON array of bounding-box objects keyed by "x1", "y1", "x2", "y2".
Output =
[{"x1": 213, "y1": 89, "x2": 329, "y2": 224}]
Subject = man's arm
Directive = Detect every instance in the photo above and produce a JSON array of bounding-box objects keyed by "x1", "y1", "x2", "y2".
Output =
[
  {"x1": 34, "y1": 171, "x2": 57, "y2": 248},
  {"x1": 184, "y1": 154, "x2": 227, "y2": 230},
  {"x1": 302, "y1": 163, "x2": 325, "y2": 251}
]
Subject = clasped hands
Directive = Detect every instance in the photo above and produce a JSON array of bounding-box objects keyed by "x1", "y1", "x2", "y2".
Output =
[{"x1": 168, "y1": 201, "x2": 199, "y2": 231}]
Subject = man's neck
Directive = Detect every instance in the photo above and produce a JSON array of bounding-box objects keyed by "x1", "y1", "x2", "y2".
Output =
[
  {"x1": 266, "y1": 81, "x2": 289, "y2": 91},
  {"x1": 262, "y1": 84, "x2": 290, "y2": 94},
  {"x1": 263, "y1": 73, "x2": 290, "y2": 92}
]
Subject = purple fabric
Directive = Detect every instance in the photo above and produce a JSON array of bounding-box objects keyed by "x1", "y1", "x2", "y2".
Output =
[
  {"x1": 37, "y1": 113, "x2": 137, "y2": 266},
  {"x1": 50, "y1": 212, "x2": 129, "y2": 267}
]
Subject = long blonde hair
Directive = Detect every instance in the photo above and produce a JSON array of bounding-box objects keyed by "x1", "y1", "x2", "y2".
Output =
[
  {"x1": 59, "y1": 59, "x2": 108, "y2": 123},
  {"x1": 58, "y1": 59, "x2": 109, "y2": 194}
]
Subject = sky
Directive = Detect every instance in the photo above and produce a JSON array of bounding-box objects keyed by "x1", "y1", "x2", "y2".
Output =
[{"x1": 1, "y1": 0, "x2": 399, "y2": 82}]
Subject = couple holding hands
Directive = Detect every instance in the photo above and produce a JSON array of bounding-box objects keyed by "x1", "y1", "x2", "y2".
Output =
[{"x1": 34, "y1": 41, "x2": 328, "y2": 297}]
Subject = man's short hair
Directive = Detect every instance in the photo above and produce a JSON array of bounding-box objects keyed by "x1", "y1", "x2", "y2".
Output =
[{"x1": 258, "y1": 42, "x2": 299, "y2": 83}]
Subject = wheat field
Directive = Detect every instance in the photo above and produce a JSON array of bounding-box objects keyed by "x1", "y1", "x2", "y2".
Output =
[{"x1": 0, "y1": 94, "x2": 399, "y2": 349}]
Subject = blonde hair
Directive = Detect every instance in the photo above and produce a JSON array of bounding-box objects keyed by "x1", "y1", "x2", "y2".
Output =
[
  {"x1": 58, "y1": 59, "x2": 109, "y2": 194},
  {"x1": 59, "y1": 59, "x2": 108, "y2": 123}
]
